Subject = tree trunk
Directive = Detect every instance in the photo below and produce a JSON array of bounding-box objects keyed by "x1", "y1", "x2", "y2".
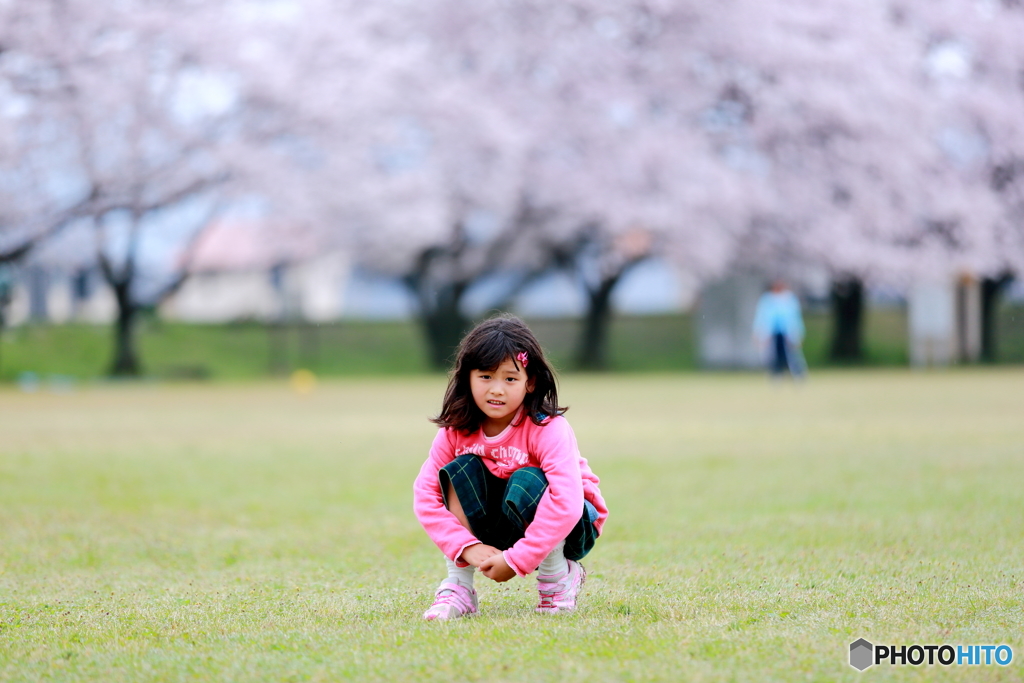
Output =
[
  {"x1": 981, "y1": 274, "x2": 1012, "y2": 363},
  {"x1": 577, "y1": 277, "x2": 617, "y2": 371},
  {"x1": 420, "y1": 282, "x2": 470, "y2": 370},
  {"x1": 829, "y1": 276, "x2": 864, "y2": 363},
  {"x1": 109, "y1": 282, "x2": 141, "y2": 376},
  {"x1": 0, "y1": 265, "x2": 16, "y2": 380},
  {"x1": 0, "y1": 301, "x2": 7, "y2": 380},
  {"x1": 0, "y1": 297, "x2": 7, "y2": 381}
]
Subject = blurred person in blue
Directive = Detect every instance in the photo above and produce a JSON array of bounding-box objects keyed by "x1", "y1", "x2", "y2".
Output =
[{"x1": 753, "y1": 279, "x2": 806, "y2": 378}]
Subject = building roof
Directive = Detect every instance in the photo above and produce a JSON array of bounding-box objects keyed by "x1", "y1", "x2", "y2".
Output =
[{"x1": 187, "y1": 219, "x2": 321, "y2": 273}]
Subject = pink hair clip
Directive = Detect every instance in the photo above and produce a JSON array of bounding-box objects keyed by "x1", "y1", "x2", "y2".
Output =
[{"x1": 516, "y1": 351, "x2": 529, "y2": 368}]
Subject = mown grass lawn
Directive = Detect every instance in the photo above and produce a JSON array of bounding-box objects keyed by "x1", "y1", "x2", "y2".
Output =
[{"x1": 1, "y1": 370, "x2": 1022, "y2": 682}]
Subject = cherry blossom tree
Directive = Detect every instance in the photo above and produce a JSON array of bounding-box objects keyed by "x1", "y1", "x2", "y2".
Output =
[
  {"x1": 0, "y1": 0, "x2": 254, "y2": 374},
  {"x1": 399, "y1": 0, "x2": 755, "y2": 368},
  {"x1": 243, "y1": 0, "x2": 1024, "y2": 368},
  {"x1": 684, "y1": 0, "x2": 920, "y2": 360},
  {"x1": 182, "y1": 0, "x2": 533, "y2": 367},
  {"x1": 894, "y1": 0, "x2": 1024, "y2": 360},
  {"x1": 690, "y1": 0, "x2": 1024, "y2": 361}
]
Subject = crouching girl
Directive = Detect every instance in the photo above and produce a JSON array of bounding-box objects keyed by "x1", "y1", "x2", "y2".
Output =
[{"x1": 413, "y1": 315, "x2": 607, "y2": 620}]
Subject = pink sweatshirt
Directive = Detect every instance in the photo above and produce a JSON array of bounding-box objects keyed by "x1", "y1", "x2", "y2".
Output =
[{"x1": 413, "y1": 412, "x2": 607, "y2": 577}]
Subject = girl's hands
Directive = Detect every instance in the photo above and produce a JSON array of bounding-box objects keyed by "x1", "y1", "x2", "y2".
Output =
[
  {"x1": 480, "y1": 553, "x2": 516, "y2": 582},
  {"x1": 459, "y1": 543, "x2": 516, "y2": 582},
  {"x1": 458, "y1": 543, "x2": 501, "y2": 568}
]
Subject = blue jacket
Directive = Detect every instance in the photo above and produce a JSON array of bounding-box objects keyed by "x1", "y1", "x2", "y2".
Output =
[{"x1": 753, "y1": 290, "x2": 805, "y2": 343}]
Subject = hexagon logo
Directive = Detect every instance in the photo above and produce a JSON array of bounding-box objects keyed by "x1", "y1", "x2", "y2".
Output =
[{"x1": 850, "y1": 638, "x2": 874, "y2": 671}]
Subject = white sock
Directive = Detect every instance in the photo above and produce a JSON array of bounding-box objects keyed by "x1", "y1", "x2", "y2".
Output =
[
  {"x1": 444, "y1": 557, "x2": 475, "y2": 589},
  {"x1": 537, "y1": 540, "x2": 568, "y2": 579}
]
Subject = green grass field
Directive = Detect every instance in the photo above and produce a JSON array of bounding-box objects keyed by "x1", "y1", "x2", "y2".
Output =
[{"x1": 2, "y1": 370, "x2": 1023, "y2": 681}]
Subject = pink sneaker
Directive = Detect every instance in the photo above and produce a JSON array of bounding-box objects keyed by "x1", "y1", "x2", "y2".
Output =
[
  {"x1": 536, "y1": 560, "x2": 586, "y2": 614},
  {"x1": 423, "y1": 582, "x2": 478, "y2": 621}
]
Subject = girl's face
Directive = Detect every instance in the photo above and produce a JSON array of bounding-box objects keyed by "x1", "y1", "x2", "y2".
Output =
[{"x1": 469, "y1": 357, "x2": 534, "y2": 436}]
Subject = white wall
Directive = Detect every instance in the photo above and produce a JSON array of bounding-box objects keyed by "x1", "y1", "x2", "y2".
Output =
[
  {"x1": 162, "y1": 270, "x2": 281, "y2": 322},
  {"x1": 696, "y1": 272, "x2": 765, "y2": 369}
]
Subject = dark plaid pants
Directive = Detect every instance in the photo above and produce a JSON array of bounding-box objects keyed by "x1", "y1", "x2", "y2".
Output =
[{"x1": 439, "y1": 454, "x2": 598, "y2": 566}]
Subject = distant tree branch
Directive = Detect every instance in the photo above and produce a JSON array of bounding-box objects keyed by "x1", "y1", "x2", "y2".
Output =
[
  {"x1": 150, "y1": 201, "x2": 226, "y2": 305},
  {"x1": 0, "y1": 193, "x2": 100, "y2": 264}
]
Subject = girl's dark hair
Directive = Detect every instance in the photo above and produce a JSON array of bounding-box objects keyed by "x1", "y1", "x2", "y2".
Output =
[{"x1": 431, "y1": 314, "x2": 566, "y2": 434}]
